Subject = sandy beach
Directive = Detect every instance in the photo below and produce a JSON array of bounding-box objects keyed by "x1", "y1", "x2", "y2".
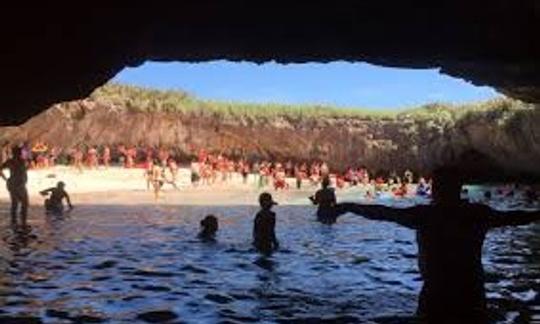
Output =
[{"x1": 0, "y1": 166, "x2": 371, "y2": 207}]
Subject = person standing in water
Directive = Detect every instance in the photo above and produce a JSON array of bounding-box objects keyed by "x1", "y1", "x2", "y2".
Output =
[
  {"x1": 309, "y1": 176, "x2": 338, "y2": 224},
  {"x1": 40, "y1": 181, "x2": 73, "y2": 215},
  {"x1": 0, "y1": 146, "x2": 29, "y2": 227},
  {"x1": 337, "y1": 167, "x2": 540, "y2": 323},
  {"x1": 253, "y1": 192, "x2": 279, "y2": 255}
]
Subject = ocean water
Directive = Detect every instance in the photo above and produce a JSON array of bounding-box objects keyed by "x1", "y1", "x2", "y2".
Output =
[{"x1": 0, "y1": 201, "x2": 539, "y2": 323}]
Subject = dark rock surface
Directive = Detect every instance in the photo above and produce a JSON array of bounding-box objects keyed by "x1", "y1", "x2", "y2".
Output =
[{"x1": 0, "y1": 3, "x2": 539, "y2": 125}]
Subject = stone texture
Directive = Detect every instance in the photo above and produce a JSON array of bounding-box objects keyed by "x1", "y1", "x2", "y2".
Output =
[{"x1": 2, "y1": 98, "x2": 540, "y2": 181}]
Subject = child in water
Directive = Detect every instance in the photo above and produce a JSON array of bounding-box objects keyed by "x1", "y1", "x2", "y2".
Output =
[
  {"x1": 198, "y1": 214, "x2": 218, "y2": 241},
  {"x1": 253, "y1": 192, "x2": 279, "y2": 255},
  {"x1": 40, "y1": 181, "x2": 73, "y2": 215}
]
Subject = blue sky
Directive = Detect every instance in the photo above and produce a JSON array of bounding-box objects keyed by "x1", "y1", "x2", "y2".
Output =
[{"x1": 114, "y1": 61, "x2": 499, "y2": 110}]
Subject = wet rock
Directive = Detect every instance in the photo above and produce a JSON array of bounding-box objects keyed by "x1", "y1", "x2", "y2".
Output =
[
  {"x1": 205, "y1": 293, "x2": 234, "y2": 304},
  {"x1": 136, "y1": 310, "x2": 178, "y2": 323}
]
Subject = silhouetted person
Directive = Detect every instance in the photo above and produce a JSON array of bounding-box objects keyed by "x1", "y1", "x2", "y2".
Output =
[
  {"x1": 337, "y1": 167, "x2": 540, "y2": 323},
  {"x1": 0, "y1": 146, "x2": 29, "y2": 227},
  {"x1": 253, "y1": 192, "x2": 279, "y2": 255},
  {"x1": 198, "y1": 214, "x2": 218, "y2": 242},
  {"x1": 310, "y1": 176, "x2": 338, "y2": 224},
  {"x1": 40, "y1": 181, "x2": 73, "y2": 215}
]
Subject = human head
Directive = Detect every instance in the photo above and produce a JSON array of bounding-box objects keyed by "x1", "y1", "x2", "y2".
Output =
[
  {"x1": 321, "y1": 176, "x2": 330, "y2": 188},
  {"x1": 431, "y1": 166, "x2": 463, "y2": 205},
  {"x1": 200, "y1": 214, "x2": 218, "y2": 235},
  {"x1": 259, "y1": 192, "x2": 277, "y2": 209},
  {"x1": 57, "y1": 181, "x2": 65, "y2": 189}
]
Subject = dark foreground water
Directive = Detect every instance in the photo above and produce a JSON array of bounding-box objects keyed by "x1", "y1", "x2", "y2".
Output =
[{"x1": 1, "y1": 204, "x2": 540, "y2": 323}]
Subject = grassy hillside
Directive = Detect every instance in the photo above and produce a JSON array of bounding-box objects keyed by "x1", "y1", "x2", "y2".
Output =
[{"x1": 91, "y1": 83, "x2": 534, "y2": 121}]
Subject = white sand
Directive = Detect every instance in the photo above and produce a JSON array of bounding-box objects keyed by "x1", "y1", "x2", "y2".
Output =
[
  {"x1": 0, "y1": 166, "x2": 427, "y2": 207},
  {"x1": 0, "y1": 166, "x2": 330, "y2": 206}
]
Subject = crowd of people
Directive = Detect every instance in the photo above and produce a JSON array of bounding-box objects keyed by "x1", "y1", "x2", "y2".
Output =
[{"x1": 0, "y1": 142, "x2": 435, "y2": 200}]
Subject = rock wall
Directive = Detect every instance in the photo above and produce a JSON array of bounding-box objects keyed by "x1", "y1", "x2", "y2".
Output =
[
  {"x1": 1, "y1": 4, "x2": 539, "y2": 124},
  {"x1": 2, "y1": 98, "x2": 540, "y2": 179}
]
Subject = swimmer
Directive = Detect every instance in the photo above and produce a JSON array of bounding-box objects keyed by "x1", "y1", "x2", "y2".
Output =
[
  {"x1": 253, "y1": 192, "x2": 279, "y2": 255},
  {"x1": 40, "y1": 181, "x2": 73, "y2": 215},
  {"x1": 198, "y1": 214, "x2": 219, "y2": 241},
  {"x1": 309, "y1": 176, "x2": 338, "y2": 224}
]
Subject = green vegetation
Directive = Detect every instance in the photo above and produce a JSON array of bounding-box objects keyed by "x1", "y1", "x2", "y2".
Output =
[{"x1": 91, "y1": 83, "x2": 536, "y2": 121}]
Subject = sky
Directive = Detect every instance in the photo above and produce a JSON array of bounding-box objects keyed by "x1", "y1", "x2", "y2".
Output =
[{"x1": 114, "y1": 61, "x2": 499, "y2": 110}]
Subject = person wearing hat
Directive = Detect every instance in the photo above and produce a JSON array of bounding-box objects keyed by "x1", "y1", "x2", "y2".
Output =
[
  {"x1": 198, "y1": 214, "x2": 219, "y2": 242},
  {"x1": 40, "y1": 181, "x2": 73, "y2": 215},
  {"x1": 253, "y1": 192, "x2": 279, "y2": 255}
]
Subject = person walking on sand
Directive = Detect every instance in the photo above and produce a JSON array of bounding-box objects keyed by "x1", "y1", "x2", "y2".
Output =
[
  {"x1": 253, "y1": 192, "x2": 280, "y2": 255},
  {"x1": 336, "y1": 167, "x2": 540, "y2": 323},
  {"x1": 40, "y1": 181, "x2": 73, "y2": 215},
  {"x1": 309, "y1": 176, "x2": 338, "y2": 224},
  {"x1": 150, "y1": 160, "x2": 164, "y2": 200},
  {"x1": 102, "y1": 145, "x2": 111, "y2": 168},
  {"x1": 0, "y1": 146, "x2": 29, "y2": 228}
]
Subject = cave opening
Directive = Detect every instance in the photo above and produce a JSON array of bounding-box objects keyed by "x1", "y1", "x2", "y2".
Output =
[{"x1": 1, "y1": 4, "x2": 539, "y2": 321}]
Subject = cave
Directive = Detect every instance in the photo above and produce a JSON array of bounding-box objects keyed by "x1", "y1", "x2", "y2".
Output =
[
  {"x1": 1, "y1": 5, "x2": 540, "y2": 322},
  {"x1": 1, "y1": 3, "x2": 539, "y2": 126}
]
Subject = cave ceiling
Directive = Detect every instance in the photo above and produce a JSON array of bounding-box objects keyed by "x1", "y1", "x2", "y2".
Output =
[{"x1": 0, "y1": 3, "x2": 538, "y2": 125}]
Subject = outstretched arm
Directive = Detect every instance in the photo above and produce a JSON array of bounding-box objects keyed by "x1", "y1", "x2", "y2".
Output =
[
  {"x1": 40, "y1": 188, "x2": 54, "y2": 196},
  {"x1": 336, "y1": 203, "x2": 423, "y2": 229},
  {"x1": 488, "y1": 209, "x2": 540, "y2": 228}
]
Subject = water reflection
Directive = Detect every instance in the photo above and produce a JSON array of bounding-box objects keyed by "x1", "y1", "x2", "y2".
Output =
[{"x1": 0, "y1": 203, "x2": 538, "y2": 322}]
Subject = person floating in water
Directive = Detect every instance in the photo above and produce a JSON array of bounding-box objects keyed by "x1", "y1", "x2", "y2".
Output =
[
  {"x1": 309, "y1": 176, "x2": 338, "y2": 224},
  {"x1": 253, "y1": 192, "x2": 279, "y2": 255},
  {"x1": 337, "y1": 167, "x2": 540, "y2": 323},
  {"x1": 198, "y1": 214, "x2": 218, "y2": 242},
  {"x1": 0, "y1": 146, "x2": 29, "y2": 228},
  {"x1": 40, "y1": 181, "x2": 73, "y2": 215}
]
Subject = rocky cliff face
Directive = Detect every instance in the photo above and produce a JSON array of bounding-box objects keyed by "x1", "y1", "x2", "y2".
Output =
[{"x1": 2, "y1": 97, "x2": 540, "y2": 179}]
